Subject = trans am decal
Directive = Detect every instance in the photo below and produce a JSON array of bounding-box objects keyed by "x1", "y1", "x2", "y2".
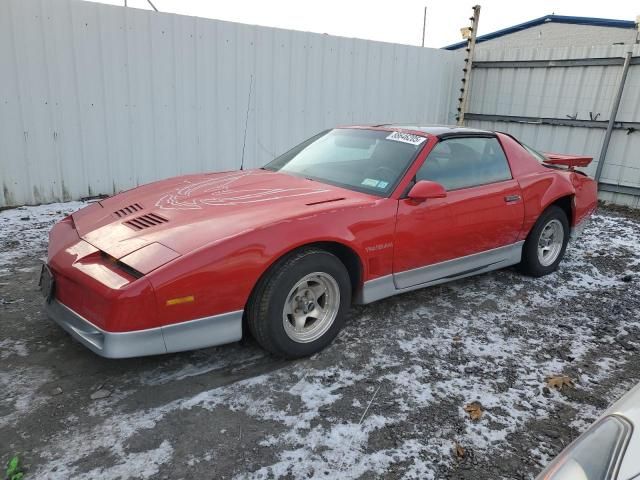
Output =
[{"x1": 156, "y1": 171, "x2": 330, "y2": 210}]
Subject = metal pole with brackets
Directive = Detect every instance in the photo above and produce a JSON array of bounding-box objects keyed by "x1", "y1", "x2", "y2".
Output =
[
  {"x1": 595, "y1": 50, "x2": 633, "y2": 182},
  {"x1": 456, "y1": 5, "x2": 481, "y2": 126}
]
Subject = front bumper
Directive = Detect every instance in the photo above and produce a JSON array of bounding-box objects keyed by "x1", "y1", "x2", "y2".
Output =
[
  {"x1": 45, "y1": 299, "x2": 243, "y2": 359},
  {"x1": 46, "y1": 299, "x2": 166, "y2": 358}
]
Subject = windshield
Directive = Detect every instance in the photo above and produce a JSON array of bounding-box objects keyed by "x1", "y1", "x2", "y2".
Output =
[{"x1": 264, "y1": 128, "x2": 427, "y2": 196}]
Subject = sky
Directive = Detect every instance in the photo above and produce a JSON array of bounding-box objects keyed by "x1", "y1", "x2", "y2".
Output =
[{"x1": 90, "y1": 0, "x2": 638, "y2": 48}]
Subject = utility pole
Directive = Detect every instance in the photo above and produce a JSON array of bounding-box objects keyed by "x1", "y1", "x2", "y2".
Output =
[
  {"x1": 456, "y1": 5, "x2": 481, "y2": 126},
  {"x1": 421, "y1": 6, "x2": 427, "y2": 47}
]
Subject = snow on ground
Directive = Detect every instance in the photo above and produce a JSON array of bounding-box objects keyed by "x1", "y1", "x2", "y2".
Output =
[
  {"x1": 1, "y1": 203, "x2": 639, "y2": 479},
  {"x1": 0, "y1": 338, "x2": 28, "y2": 359},
  {"x1": 0, "y1": 201, "x2": 86, "y2": 266}
]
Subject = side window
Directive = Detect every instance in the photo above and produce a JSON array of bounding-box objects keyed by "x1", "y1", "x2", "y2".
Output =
[{"x1": 416, "y1": 137, "x2": 512, "y2": 190}]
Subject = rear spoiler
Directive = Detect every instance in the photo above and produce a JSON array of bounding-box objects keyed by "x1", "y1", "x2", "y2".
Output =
[{"x1": 542, "y1": 153, "x2": 593, "y2": 169}]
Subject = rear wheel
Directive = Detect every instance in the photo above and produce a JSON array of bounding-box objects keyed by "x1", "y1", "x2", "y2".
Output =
[
  {"x1": 247, "y1": 249, "x2": 351, "y2": 358},
  {"x1": 519, "y1": 205, "x2": 569, "y2": 277}
]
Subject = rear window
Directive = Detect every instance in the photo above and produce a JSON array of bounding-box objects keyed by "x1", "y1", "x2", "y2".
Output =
[{"x1": 522, "y1": 143, "x2": 547, "y2": 162}]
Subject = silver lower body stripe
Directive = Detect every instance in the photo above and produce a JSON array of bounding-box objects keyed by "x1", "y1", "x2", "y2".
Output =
[
  {"x1": 356, "y1": 241, "x2": 524, "y2": 304},
  {"x1": 570, "y1": 217, "x2": 590, "y2": 241}
]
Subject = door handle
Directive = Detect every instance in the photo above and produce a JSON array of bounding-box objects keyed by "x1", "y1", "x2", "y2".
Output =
[{"x1": 504, "y1": 194, "x2": 521, "y2": 203}]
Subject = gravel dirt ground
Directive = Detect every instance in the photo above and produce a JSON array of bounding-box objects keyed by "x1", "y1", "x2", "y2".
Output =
[{"x1": 1, "y1": 202, "x2": 639, "y2": 480}]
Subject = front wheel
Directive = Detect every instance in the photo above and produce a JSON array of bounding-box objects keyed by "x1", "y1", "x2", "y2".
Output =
[
  {"x1": 519, "y1": 205, "x2": 570, "y2": 277},
  {"x1": 247, "y1": 249, "x2": 351, "y2": 358}
]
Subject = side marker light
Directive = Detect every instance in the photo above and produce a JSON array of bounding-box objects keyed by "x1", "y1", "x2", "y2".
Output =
[{"x1": 166, "y1": 295, "x2": 195, "y2": 306}]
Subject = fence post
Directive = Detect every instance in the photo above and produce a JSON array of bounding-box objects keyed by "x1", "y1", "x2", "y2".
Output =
[
  {"x1": 456, "y1": 5, "x2": 481, "y2": 126},
  {"x1": 595, "y1": 50, "x2": 633, "y2": 182}
]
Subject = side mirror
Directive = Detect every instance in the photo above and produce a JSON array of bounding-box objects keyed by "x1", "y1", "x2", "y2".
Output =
[{"x1": 407, "y1": 180, "x2": 447, "y2": 201}]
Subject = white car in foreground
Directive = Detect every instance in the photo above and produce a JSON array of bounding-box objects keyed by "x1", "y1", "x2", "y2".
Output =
[{"x1": 537, "y1": 382, "x2": 640, "y2": 480}]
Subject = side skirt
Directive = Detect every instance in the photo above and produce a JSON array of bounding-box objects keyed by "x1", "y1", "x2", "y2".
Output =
[{"x1": 356, "y1": 241, "x2": 524, "y2": 304}]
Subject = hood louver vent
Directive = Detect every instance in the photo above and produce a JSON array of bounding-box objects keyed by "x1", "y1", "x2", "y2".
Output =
[
  {"x1": 124, "y1": 213, "x2": 169, "y2": 230},
  {"x1": 114, "y1": 203, "x2": 143, "y2": 218}
]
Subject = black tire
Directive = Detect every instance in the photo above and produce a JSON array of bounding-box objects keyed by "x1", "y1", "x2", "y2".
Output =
[
  {"x1": 519, "y1": 205, "x2": 570, "y2": 277},
  {"x1": 246, "y1": 248, "x2": 351, "y2": 358}
]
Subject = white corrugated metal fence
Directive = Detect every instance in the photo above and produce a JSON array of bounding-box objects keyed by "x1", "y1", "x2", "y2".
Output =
[
  {"x1": 465, "y1": 44, "x2": 640, "y2": 207},
  {"x1": 0, "y1": 0, "x2": 462, "y2": 207}
]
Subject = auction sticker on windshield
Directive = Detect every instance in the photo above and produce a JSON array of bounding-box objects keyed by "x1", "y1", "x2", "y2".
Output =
[{"x1": 386, "y1": 131, "x2": 427, "y2": 145}]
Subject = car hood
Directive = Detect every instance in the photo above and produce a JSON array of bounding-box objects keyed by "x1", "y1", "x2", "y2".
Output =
[{"x1": 73, "y1": 169, "x2": 375, "y2": 261}]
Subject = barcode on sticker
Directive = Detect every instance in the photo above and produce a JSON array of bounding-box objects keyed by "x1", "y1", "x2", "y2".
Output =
[{"x1": 386, "y1": 131, "x2": 427, "y2": 145}]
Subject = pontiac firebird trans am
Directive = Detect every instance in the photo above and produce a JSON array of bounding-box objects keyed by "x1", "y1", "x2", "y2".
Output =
[{"x1": 41, "y1": 125, "x2": 597, "y2": 359}]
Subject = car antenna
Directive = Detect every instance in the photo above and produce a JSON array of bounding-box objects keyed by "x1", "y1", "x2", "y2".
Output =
[{"x1": 240, "y1": 74, "x2": 253, "y2": 171}]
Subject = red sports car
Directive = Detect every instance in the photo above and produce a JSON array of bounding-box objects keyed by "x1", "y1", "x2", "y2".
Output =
[{"x1": 42, "y1": 126, "x2": 597, "y2": 358}]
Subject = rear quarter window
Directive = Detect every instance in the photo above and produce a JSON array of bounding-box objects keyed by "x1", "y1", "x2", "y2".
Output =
[{"x1": 522, "y1": 143, "x2": 547, "y2": 163}]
